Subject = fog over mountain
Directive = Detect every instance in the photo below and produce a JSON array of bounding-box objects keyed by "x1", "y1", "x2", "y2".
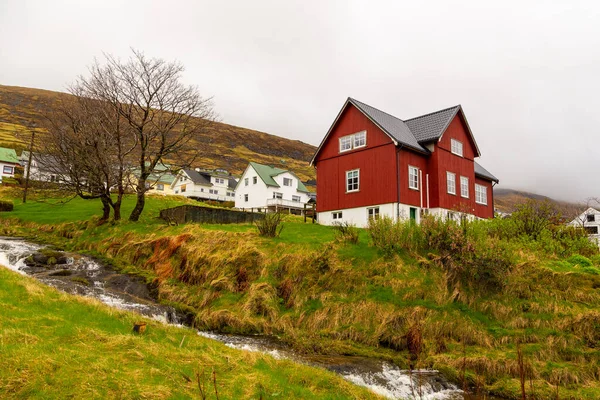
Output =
[{"x1": 1, "y1": 0, "x2": 599, "y2": 202}]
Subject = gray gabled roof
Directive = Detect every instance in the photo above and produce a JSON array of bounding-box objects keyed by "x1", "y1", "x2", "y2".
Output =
[
  {"x1": 348, "y1": 98, "x2": 427, "y2": 153},
  {"x1": 311, "y1": 98, "x2": 490, "y2": 166},
  {"x1": 474, "y1": 162, "x2": 499, "y2": 183},
  {"x1": 182, "y1": 169, "x2": 212, "y2": 186},
  {"x1": 404, "y1": 106, "x2": 461, "y2": 143}
]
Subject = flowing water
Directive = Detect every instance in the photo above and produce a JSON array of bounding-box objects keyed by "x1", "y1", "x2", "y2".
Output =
[{"x1": 1, "y1": 237, "x2": 481, "y2": 400}]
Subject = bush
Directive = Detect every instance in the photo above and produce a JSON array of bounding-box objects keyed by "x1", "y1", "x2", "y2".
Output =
[
  {"x1": 0, "y1": 200, "x2": 14, "y2": 212},
  {"x1": 332, "y1": 222, "x2": 359, "y2": 244},
  {"x1": 255, "y1": 212, "x2": 284, "y2": 237},
  {"x1": 367, "y1": 216, "x2": 424, "y2": 255}
]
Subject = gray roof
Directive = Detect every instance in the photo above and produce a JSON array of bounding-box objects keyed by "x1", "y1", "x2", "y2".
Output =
[
  {"x1": 349, "y1": 98, "x2": 427, "y2": 153},
  {"x1": 474, "y1": 162, "x2": 499, "y2": 183},
  {"x1": 183, "y1": 169, "x2": 212, "y2": 185},
  {"x1": 404, "y1": 106, "x2": 461, "y2": 143}
]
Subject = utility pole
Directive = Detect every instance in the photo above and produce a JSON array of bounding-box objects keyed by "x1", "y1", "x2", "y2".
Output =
[{"x1": 22, "y1": 125, "x2": 36, "y2": 204}]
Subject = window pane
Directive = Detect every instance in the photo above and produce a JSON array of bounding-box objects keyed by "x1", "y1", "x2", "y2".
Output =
[
  {"x1": 409, "y1": 166, "x2": 418, "y2": 189},
  {"x1": 340, "y1": 136, "x2": 353, "y2": 152},
  {"x1": 354, "y1": 131, "x2": 366, "y2": 148},
  {"x1": 446, "y1": 172, "x2": 456, "y2": 194}
]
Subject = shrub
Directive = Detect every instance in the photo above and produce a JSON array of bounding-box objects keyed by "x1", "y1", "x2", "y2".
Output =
[
  {"x1": 0, "y1": 200, "x2": 14, "y2": 212},
  {"x1": 367, "y1": 216, "x2": 424, "y2": 255},
  {"x1": 510, "y1": 200, "x2": 562, "y2": 239},
  {"x1": 332, "y1": 222, "x2": 359, "y2": 244},
  {"x1": 255, "y1": 212, "x2": 284, "y2": 237}
]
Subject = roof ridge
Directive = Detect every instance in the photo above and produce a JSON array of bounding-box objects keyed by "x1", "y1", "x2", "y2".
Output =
[
  {"x1": 404, "y1": 105, "x2": 461, "y2": 122},
  {"x1": 349, "y1": 97, "x2": 406, "y2": 123}
]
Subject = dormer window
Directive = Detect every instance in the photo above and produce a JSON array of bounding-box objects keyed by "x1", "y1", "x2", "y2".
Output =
[
  {"x1": 283, "y1": 177, "x2": 292, "y2": 186},
  {"x1": 339, "y1": 131, "x2": 367, "y2": 153},
  {"x1": 451, "y1": 139, "x2": 463, "y2": 157}
]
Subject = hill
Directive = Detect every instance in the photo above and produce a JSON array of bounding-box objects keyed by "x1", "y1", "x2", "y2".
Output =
[
  {"x1": 494, "y1": 187, "x2": 585, "y2": 219},
  {"x1": 0, "y1": 84, "x2": 317, "y2": 186}
]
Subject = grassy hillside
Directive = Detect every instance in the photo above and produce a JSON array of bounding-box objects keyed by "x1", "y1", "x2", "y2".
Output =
[
  {"x1": 0, "y1": 266, "x2": 378, "y2": 399},
  {"x1": 494, "y1": 188, "x2": 585, "y2": 219},
  {"x1": 1, "y1": 187, "x2": 600, "y2": 399},
  {"x1": 0, "y1": 84, "x2": 317, "y2": 185}
]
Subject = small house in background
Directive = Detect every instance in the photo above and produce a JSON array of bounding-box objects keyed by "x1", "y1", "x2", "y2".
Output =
[
  {"x1": 20, "y1": 151, "x2": 66, "y2": 183},
  {"x1": 234, "y1": 161, "x2": 311, "y2": 212},
  {"x1": 568, "y1": 207, "x2": 600, "y2": 248},
  {"x1": 129, "y1": 163, "x2": 177, "y2": 196},
  {"x1": 311, "y1": 97, "x2": 499, "y2": 227},
  {"x1": 171, "y1": 168, "x2": 237, "y2": 202},
  {"x1": 0, "y1": 147, "x2": 19, "y2": 180}
]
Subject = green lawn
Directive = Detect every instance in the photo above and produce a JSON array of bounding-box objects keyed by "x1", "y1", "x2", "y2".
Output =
[{"x1": 0, "y1": 266, "x2": 378, "y2": 399}]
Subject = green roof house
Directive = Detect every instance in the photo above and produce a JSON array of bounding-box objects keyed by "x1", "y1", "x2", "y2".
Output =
[
  {"x1": 0, "y1": 147, "x2": 19, "y2": 179},
  {"x1": 234, "y1": 161, "x2": 312, "y2": 211}
]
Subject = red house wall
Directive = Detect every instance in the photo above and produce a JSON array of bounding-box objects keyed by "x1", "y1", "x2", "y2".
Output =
[
  {"x1": 474, "y1": 177, "x2": 495, "y2": 219},
  {"x1": 398, "y1": 149, "x2": 429, "y2": 207},
  {"x1": 315, "y1": 104, "x2": 398, "y2": 212},
  {"x1": 428, "y1": 114, "x2": 481, "y2": 215}
]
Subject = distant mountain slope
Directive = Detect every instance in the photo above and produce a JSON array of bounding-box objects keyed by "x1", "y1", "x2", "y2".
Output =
[
  {"x1": 0, "y1": 85, "x2": 317, "y2": 186},
  {"x1": 494, "y1": 188, "x2": 584, "y2": 219}
]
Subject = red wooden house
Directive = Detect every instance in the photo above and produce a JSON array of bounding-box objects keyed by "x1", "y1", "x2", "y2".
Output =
[{"x1": 311, "y1": 98, "x2": 498, "y2": 227}]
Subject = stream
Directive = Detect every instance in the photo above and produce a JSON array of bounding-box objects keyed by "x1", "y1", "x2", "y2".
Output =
[{"x1": 1, "y1": 237, "x2": 474, "y2": 400}]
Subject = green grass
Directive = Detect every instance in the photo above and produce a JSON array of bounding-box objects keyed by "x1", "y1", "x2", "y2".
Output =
[
  {"x1": 2, "y1": 187, "x2": 600, "y2": 399},
  {"x1": 0, "y1": 266, "x2": 378, "y2": 399}
]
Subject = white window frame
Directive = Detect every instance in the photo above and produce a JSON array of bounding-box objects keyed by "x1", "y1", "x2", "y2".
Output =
[
  {"x1": 283, "y1": 177, "x2": 292, "y2": 187},
  {"x1": 292, "y1": 195, "x2": 301, "y2": 202},
  {"x1": 156, "y1": 183, "x2": 164, "y2": 191},
  {"x1": 339, "y1": 130, "x2": 367, "y2": 153},
  {"x1": 408, "y1": 166, "x2": 419, "y2": 190},
  {"x1": 346, "y1": 169, "x2": 360, "y2": 193},
  {"x1": 354, "y1": 131, "x2": 367, "y2": 148},
  {"x1": 244, "y1": 194, "x2": 249, "y2": 202},
  {"x1": 460, "y1": 176, "x2": 469, "y2": 198},
  {"x1": 209, "y1": 189, "x2": 219, "y2": 195},
  {"x1": 332, "y1": 211, "x2": 342, "y2": 220},
  {"x1": 339, "y1": 136, "x2": 353, "y2": 152},
  {"x1": 451, "y1": 139, "x2": 463, "y2": 157},
  {"x1": 215, "y1": 177, "x2": 224, "y2": 184},
  {"x1": 273, "y1": 192, "x2": 283, "y2": 199},
  {"x1": 367, "y1": 207, "x2": 380, "y2": 219},
  {"x1": 475, "y1": 184, "x2": 488, "y2": 205},
  {"x1": 446, "y1": 172, "x2": 456, "y2": 195},
  {"x1": 244, "y1": 178, "x2": 249, "y2": 186},
  {"x1": 252, "y1": 176, "x2": 257, "y2": 184},
  {"x1": 3, "y1": 166, "x2": 14, "y2": 174}
]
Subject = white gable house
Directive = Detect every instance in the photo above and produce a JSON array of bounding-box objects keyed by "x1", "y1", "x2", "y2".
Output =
[
  {"x1": 234, "y1": 162, "x2": 311, "y2": 212},
  {"x1": 569, "y1": 207, "x2": 600, "y2": 248},
  {"x1": 171, "y1": 168, "x2": 237, "y2": 202}
]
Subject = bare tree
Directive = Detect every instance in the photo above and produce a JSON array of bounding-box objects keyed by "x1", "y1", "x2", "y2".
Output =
[
  {"x1": 43, "y1": 91, "x2": 135, "y2": 221},
  {"x1": 77, "y1": 49, "x2": 217, "y2": 221}
]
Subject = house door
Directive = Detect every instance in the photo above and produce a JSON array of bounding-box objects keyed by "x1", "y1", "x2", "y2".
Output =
[{"x1": 409, "y1": 207, "x2": 417, "y2": 221}]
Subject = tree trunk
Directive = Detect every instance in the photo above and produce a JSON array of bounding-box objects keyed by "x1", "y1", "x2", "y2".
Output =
[
  {"x1": 100, "y1": 197, "x2": 111, "y2": 222},
  {"x1": 112, "y1": 194, "x2": 123, "y2": 221},
  {"x1": 129, "y1": 184, "x2": 145, "y2": 222}
]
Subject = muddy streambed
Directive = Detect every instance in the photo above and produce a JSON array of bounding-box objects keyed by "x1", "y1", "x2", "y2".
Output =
[{"x1": 1, "y1": 237, "x2": 495, "y2": 400}]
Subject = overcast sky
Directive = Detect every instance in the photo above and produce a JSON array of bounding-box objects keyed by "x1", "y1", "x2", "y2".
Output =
[{"x1": 1, "y1": 0, "x2": 599, "y2": 202}]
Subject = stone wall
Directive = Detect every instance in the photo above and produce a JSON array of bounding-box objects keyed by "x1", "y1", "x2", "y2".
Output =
[{"x1": 159, "y1": 205, "x2": 264, "y2": 225}]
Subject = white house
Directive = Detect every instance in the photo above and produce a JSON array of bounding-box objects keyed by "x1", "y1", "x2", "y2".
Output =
[
  {"x1": 1, "y1": 147, "x2": 19, "y2": 181},
  {"x1": 20, "y1": 151, "x2": 67, "y2": 183},
  {"x1": 171, "y1": 168, "x2": 237, "y2": 202},
  {"x1": 569, "y1": 207, "x2": 600, "y2": 247},
  {"x1": 234, "y1": 161, "x2": 311, "y2": 212}
]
